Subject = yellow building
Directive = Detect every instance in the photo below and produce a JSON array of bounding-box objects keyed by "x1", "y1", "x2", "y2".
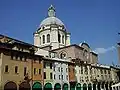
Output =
[{"x1": 0, "y1": 34, "x2": 43, "y2": 90}]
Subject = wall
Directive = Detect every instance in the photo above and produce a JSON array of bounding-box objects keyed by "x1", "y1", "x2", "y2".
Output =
[{"x1": 1, "y1": 50, "x2": 32, "y2": 90}]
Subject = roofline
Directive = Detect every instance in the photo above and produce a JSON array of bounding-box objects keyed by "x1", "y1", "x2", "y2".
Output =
[
  {"x1": 0, "y1": 46, "x2": 43, "y2": 58},
  {"x1": 110, "y1": 66, "x2": 120, "y2": 70},
  {"x1": 0, "y1": 34, "x2": 36, "y2": 47},
  {"x1": 40, "y1": 45, "x2": 52, "y2": 49},
  {"x1": 81, "y1": 42, "x2": 90, "y2": 48},
  {"x1": 51, "y1": 44, "x2": 84, "y2": 51},
  {"x1": 43, "y1": 57, "x2": 71, "y2": 63},
  {"x1": 90, "y1": 51, "x2": 98, "y2": 56}
]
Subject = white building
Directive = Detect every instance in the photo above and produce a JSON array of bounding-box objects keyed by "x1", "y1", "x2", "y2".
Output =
[{"x1": 34, "y1": 5, "x2": 70, "y2": 50}]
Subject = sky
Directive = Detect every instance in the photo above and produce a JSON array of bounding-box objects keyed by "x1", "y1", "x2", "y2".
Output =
[{"x1": 0, "y1": 0, "x2": 120, "y2": 65}]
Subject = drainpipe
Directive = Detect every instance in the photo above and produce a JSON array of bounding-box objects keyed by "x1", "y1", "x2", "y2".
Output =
[
  {"x1": 31, "y1": 55, "x2": 33, "y2": 90},
  {"x1": 42, "y1": 59, "x2": 44, "y2": 90}
]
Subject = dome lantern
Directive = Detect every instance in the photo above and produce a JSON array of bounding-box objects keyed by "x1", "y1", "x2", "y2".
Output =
[
  {"x1": 48, "y1": 5, "x2": 56, "y2": 17},
  {"x1": 38, "y1": 5, "x2": 65, "y2": 28}
]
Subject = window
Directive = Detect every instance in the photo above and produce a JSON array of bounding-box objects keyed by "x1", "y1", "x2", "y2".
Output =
[
  {"x1": 20, "y1": 56, "x2": 22, "y2": 61},
  {"x1": 50, "y1": 63, "x2": 52, "y2": 69},
  {"x1": 81, "y1": 66, "x2": 83, "y2": 74},
  {"x1": 15, "y1": 66, "x2": 18, "y2": 73},
  {"x1": 44, "y1": 72, "x2": 46, "y2": 79},
  {"x1": 58, "y1": 34, "x2": 61, "y2": 43},
  {"x1": 84, "y1": 66, "x2": 88, "y2": 75},
  {"x1": 24, "y1": 56, "x2": 27, "y2": 61},
  {"x1": 40, "y1": 37, "x2": 41, "y2": 45},
  {"x1": 69, "y1": 68, "x2": 70, "y2": 72},
  {"x1": 62, "y1": 75, "x2": 63, "y2": 80},
  {"x1": 100, "y1": 69, "x2": 103, "y2": 74},
  {"x1": 24, "y1": 67, "x2": 27, "y2": 76},
  {"x1": 50, "y1": 73, "x2": 52, "y2": 79},
  {"x1": 108, "y1": 70, "x2": 110, "y2": 74},
  {"x1": 39, "y1": 59, "x2": 41, "y2": 64},
  {"x1": 104, "y1": 70, "x2": 106, "y2": 74},
  {"x1": 61, "y1": 68, "x2": 63, "y2": 72},
  {"x1": 60, "y1": 52, "x2": 66, "y2": 59},
  {"x1": 39, "y1": 69, "x2": 41, "y2": 74},
  {"x1": 54, "y1": 74, "x2": 56, "y2": 79},
  {"x1": 11, "y1": 53, "x2": 13, "y2": 60},
  {"x1": 47, "y1": 34, "x2": 50, "y2": 43},
  {"x1": 43, "y1": 35, "x2": 45, "y2": 44},
  {"x1": 101, "y1": 75, "x2": 104, "y2": 79},
  {"x1": 15, "y1": 55, "x2": 18, "y2": 60},
  {"x1": 66, "y1": 68, "x2": 68, "y2": 72},
  {"x1": 58, "y1": 67, "x2": 60, "y2": 72},
  {"x1": 53, "y1": 66, "x2": 55, "y2": 71},
  {"x1": 44, "y1": 62, "x2": 46, "y2": 68},
  {"x1": 59, "y1": 75, "x2": 60, "y2": 80},
  {"x1": 34, "y1": 68, "x2": 36, "y2": 75},
  {"x1": 21, "y1": 48, "x2": 23, "y2": 51},
  {"x1": 5, "y1": 65, "x2": 8, "y2": 72},
  {"x1": 66, "y1": 75, "x2": 68, "y2": 80},
  {"x1": 62, "y1": 35, "x2": 64, "y2": 44}
]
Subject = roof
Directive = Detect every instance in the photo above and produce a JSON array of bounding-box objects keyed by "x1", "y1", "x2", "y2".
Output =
[
  {"x1": 38, "y1": 5, "x2": 65, "y2": 28},
  {"x1": 43, "y1": 57, "x2": 71, "y2": 63},
  {"x1": 39, "y1": 17, "x2": 64, "y2": 27},
  {"x1": 0, "y1": 34, "x2": 35, "y2": 47},
  {"x1": 51, "y1": 44, "x2": 84, "y2": 51},
  {"x1": 81, "y1": 42, "x2": 90, "y2": 48},
  {"x1": 0, "y1": 45, "x2": 43, "y2": 58}
]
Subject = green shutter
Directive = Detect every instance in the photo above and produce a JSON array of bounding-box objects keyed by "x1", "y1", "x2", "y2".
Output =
[
  {"x1": 93, "y1": 84, "x2": 96, "y2": 90},
  {"x1": 76, "y1": 83, "x2": 81, "y2": 90},
  {"x1": 83, "y1": 84, "x2": 87, "y2": 90},
  {"x1": 44, "y1": 83, "x2": 52, "y2": 89},
  {"x1": 88, "y1": 84, "x2": 92, "y2": 90},
  {"x1": 54, "y1": 83, "x2": 61, "y2": 89},
  {"x1": 63, "y1": 83, "x2": 68, "y2": 90},
  {"x1": 32, "y1": 82, "x2": 42, "y2": 89}
]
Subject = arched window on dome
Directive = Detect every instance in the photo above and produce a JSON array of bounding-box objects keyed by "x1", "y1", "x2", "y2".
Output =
[
  {"x1": 43, "y1": 35, "x2": 45, "y2": 44},
  {"x1": 47, "y1": 34, "x2": 50, "y2": 43},
  {"x1": 40, "y1": 37, "x2": 41, "y2": 45},
  {"x1": 58, "y1": 34, "x2": 61, "y2": 43},
  {"x1": 62, "y1": 35, "x2": 64, "y2": 44}
]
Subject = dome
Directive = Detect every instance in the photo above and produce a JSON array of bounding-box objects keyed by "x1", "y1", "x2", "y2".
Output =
[
  {"x1": 38, "y1": 5, "x2": 65, "y2": 28},
  {"x1": 40, "y1": 17, "x2": 64, "y2": 27}
]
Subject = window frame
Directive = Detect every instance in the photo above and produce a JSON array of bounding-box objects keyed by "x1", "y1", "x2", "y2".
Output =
[
  {"x1": 5, "y1": 65, "x2": 8, "y2": 73},
  {"x1": 47, "y1": 34, "x2": 50, "y2": 43},
  {"x1": 15, "y1": 66, "x2": 18, "y2": 74},
  {"x1": 43, "y1": 35, "x2": 45, "y2": 44}
]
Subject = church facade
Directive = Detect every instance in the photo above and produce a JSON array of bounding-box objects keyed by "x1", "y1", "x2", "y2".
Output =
[{"x1": 0, "y1": 5, "x2": 120, "y2": 90}]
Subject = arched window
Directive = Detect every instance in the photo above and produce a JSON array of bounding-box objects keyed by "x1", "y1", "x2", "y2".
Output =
[
  {"x1": 60, "y1": 52, "x2": 66, "y2": 59},
  {"x1": 47, "y1": 34, "x2": 50, "y2": 43},
  {"x1": 43, "y1": 35, "x2": 45, "y2": 44},
  {"x1": 58, "y1": 34, "x2": 61, "y2": 43},
  {"x1": 62, "y1": 35, "x2": 64, "y2": 44},
  {"x1": 40, "y1": 37, "x2": 41, "y2": 45}
]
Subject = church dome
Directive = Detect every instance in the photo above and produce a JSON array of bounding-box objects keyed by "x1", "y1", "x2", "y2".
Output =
[
  {"x1": 39, "y1": 5, "x2": 65, "y2": 28},
  {"x1": 40, "y1": 17, "x2": 64, "y2": 27}
]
